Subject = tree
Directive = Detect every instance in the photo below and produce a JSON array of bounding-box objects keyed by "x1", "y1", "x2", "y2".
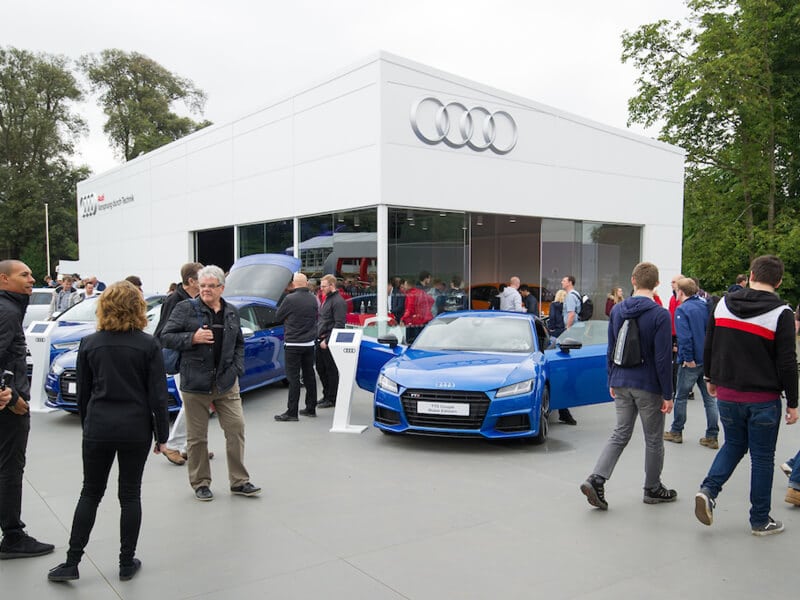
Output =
[
  {"x1": 622, "y1": 0, "x2": 800, "y2": 300},
  {"x1": 0, "y1": 46, "x2": 87, "y2": 277},
  {"x1": 80, "y1": 49, "x2": 212, "y2": 161}
]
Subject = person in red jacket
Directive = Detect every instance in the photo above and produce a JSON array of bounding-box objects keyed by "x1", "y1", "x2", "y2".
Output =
[{"x1": 401, "y1": 271, "x2": 434, "y2": 344}]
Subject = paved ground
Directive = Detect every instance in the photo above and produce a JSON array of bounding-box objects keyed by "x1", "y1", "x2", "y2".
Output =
[{"x1": 3, "y1": 383, "x2": 799, "y2": 599}]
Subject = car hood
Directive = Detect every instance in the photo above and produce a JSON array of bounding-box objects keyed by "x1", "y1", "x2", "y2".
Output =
[
  {"x1": 382, "y1": 349, "x2": 536, "y2": 392},
  {"x1": 49, "y1": 322, "x2": 96, "y2": 344}
]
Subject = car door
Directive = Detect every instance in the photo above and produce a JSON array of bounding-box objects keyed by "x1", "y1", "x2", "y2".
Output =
[
  {"x1": 544, "y1": 321, "x2": 612, "y2": 409},
  {"x1": 252, "y1": 304, "x2": 284, "y2": 383},
  {"x1": 356, "y1": 325, "x2": 406, "y2": 392},
  {"x1": 237, "y1": 305, "x2": 263, "y2": 391}
]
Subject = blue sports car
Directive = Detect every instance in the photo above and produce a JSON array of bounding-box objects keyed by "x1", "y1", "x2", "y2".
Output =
[
  {"x1": 44, "y1": 254, "x2": 300, "y2": 413},
  {"x1": 355, "y1": 311, "x2": 611, "y2": 442}
]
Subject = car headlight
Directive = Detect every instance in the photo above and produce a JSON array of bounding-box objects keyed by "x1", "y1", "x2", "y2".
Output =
[
  {"x1": 52, "y1": 341, "x2": 80, "y2": 351},
  {"x1": 51, "y1": 363, "x2": 65, "y2": 376},
  {"x1": 377, "y1": 374, "x2": 398, "y2": 394},
  {"x1": 495, "y1": 379, "x2": 533, "y2": 398}
]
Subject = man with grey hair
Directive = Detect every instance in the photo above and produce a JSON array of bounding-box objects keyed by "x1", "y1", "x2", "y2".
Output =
[
  {"x1": 162, "y1": 265, "x2": 260, "y2": 501},
  {"x1": 275, "y1": 272, "x2": 319, "y2": 421}
]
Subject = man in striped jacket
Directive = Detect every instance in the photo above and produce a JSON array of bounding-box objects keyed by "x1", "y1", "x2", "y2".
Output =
[{"x1": 694, "y1": 255, "x2": 798, "y2": 536}]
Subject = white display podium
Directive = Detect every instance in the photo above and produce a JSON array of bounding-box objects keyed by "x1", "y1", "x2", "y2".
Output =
[
  {"x1": 328, "y1": 328, "x2": 368, "y2": 434},
  {"x1": 25, "y1": 321, "x2": 58, "y2": 412}
]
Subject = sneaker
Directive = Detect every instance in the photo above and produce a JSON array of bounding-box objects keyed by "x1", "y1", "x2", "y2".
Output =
[
  {"x1": 643, "y1": 483, "x2": 678, "y2": 504},
  {"x1": 194, "y1": 486, "x2": 213, "y2": 501},
  {"x1": 163, "y1": 448, "x2": 186, "y2": 465},
  {"x1": 780, "y1": 462, "x2": 792, "y2": 478},
  {"x1": 231, "y1": 482, "x2": 262, "y2": 497},
  {"x1": 699, "y1": 437, "x2": 719, "y2": 449},
  {"x1": 694, "y1": 490, "x2": 715, "y2": 525},
  {"x1": 751, "y1": 517, "x2": 784, "y2": 536},
  {"x1": 180, "y1": 451, "x2": 214, "y2": 460},
  {"x1": 317, "y1": 400, "x2": 335, "y2": 409},
  {"x1": 559, "y1": 415, "x2": 578, "y2": 425},
  {"x1": 785, "y1": 488, "x2": 800, "y2": 506},
  {"x1": 580, "y1": 475, "x2": 608, "y2": 510},
  {"x1": 119, "y1": 558, "x2": 142, "y2": 581},
  {"x1": 48, "y1": 562, "x2": 79, "y2": 582},
  {"x1": 663, "y1": 431, "x2": 683, "y2": 443},
  {"x1": 0, "y1": 533, "x2": 55, "y2": 560},
  {"x1": 298, "y1": 408, "x2": 317, "y2": 417}
]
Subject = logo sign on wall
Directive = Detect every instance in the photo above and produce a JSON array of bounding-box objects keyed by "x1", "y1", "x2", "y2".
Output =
[
  {"x1": 410, "y1": 97, "x2": 518, "y2": 155},
  {"x1": 78, "y1": 192, "x2": 135, "y2": 219}
]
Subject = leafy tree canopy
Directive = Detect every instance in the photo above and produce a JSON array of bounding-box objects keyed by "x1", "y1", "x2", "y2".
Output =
[
  {"x1": 80, "y1": 49, "x2": 212, "y2": 161},
  {"x1": 622, "y1": 0, "x2": 800, "y2": 301}
]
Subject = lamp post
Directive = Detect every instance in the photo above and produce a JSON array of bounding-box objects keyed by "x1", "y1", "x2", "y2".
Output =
[{"x1": 45, "y1": 203, "x2": 51, "y2": 277}]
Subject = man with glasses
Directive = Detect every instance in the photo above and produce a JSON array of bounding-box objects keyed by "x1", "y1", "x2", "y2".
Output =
[
  {"x1": 316, "y1": 274, "x2": 347, "y2": 409},
  {"x1": 161, "y1": 266, "x2": 260, "y2": 501}
]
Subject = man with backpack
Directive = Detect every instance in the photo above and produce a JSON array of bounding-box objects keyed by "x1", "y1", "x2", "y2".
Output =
[{"x1": 580, "y1": 262, "x2": 676, "y2": 510}]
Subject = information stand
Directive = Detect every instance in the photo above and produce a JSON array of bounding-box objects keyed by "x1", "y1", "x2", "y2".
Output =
[
  {"x1": 328, "y1": 328, "x2": 368, "y2": 434},
  {"x1": 25, "y1": 321, "x2": 58, "y2": 412}
]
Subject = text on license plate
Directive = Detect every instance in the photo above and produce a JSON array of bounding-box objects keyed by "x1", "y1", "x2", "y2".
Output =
[
  {"x1": 417, "y1": 401, "x2": 469, "y2": 416},
  {"x1": 67, "y1": 382, "x2": 77, "y2": 394}
]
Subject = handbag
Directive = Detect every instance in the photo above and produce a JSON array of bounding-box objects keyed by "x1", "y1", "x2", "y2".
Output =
[{"x1": 160, "y1": 298, "x2": 205, "y2": 375}]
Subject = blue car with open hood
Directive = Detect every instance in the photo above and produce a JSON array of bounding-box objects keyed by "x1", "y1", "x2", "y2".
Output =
[
  {"x1": 356, "y1": 311, "x2": 612, "y2": 442},
  {"x1": 44, "y1": 254, "x2": 300, "y2": 413}
]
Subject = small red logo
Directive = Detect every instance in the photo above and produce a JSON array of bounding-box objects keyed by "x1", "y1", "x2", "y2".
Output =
[{"x1": 97, "y1": 194, "x2": 105, "y2": 202}]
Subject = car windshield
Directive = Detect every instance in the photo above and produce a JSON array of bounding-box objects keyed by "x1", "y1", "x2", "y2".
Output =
[
  {"x1": 556, "y1": 320, "x2": 608, "y2": 346},
  {"x1": 223, "y1": 264, "x2": 291, "y2": 301},
  {"x1": 30, "y1": 291, "x2": 53, "y2": 305},
  {"x1": 54, "y1": 297, "x2": 99, "y2": 322},
  {"x1": 413, "y1": 316, "x2": 534, "y2": 353}
]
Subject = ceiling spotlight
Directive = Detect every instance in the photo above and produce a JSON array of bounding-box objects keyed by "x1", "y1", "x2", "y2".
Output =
[
  {"x1": 337, "y1": 213, "x2": 344, "y2": 223},
  {"x1": 407, "y1": 210, "x2": 414, "y2": 221},
  {"x1": 353, "y1": 215, "x2": 360, "y2": 227},
  {"x1": 509, "y1": 216, "x2": 517, "y2": 223},
  {"x1": 476, "y1": 215, "x2": 484, "y2": 226},
  {"x1": 439, "y1": 212, "x2": 447, "y2": 217},
  {"x1": 422, "y1": 221, "x2": 428, "y2": 231}
]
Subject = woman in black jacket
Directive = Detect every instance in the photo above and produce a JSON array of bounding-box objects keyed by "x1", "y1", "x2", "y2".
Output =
[
  {"x1": 48, "y1": 281, "x2": 169, "y2": 583},
  {"x1": 548, "y1": 289, "x2": 567, "y2": 339}
]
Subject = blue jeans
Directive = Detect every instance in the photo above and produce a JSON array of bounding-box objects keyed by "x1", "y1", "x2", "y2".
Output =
[
  {"x1": 787, "y1": 451, "x2": 800, "y2": 491},
  {"x1": 670, "y1": 364, "x2": 719, "y2": 438},
  {"x1": 700, "y1": 399, "x2": 781, "y2": 528}
]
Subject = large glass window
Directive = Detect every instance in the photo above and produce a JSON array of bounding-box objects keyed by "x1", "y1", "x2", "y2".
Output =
[{"x1": 238, "y1": 220, "x2": 293, "y2": 257}]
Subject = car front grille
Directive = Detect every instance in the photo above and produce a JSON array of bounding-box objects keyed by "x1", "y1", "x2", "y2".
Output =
[
  {"x1": 59, "y1": 370, "x2": 78, "y2": 403},
  {"x1": 401, "y1": 389, "x2": 489, "y2": 429}
]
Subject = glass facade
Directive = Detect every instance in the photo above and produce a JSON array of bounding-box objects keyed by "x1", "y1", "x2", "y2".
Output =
[{"x1": 229, "y1": 210, "x2": 641, "y2": 328}]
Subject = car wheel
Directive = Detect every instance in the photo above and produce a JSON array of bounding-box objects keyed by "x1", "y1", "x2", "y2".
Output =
[{"x1": 532, "y1": 385, "x2": 550, "y2": 445}]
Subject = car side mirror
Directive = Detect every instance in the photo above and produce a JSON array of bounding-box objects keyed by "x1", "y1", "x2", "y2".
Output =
[
  {"x1": 241, "y1": 327, "x2": 255, "y2": 339},
  {"x1": 558, "y1": 338, "x2": 583, "y2": 352},
  {"x1": 377, "y1": 334, "x2": 399, "y2": 348}
]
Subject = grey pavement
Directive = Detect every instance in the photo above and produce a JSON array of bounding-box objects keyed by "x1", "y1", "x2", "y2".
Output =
[{"x1": 4, "y1": 383, "x2": 799, "y2": 599}]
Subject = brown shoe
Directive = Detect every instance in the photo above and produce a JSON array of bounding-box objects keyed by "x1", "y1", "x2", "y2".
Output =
[
  {"x1": 663, "y1": 431, "x2": 683, "y2": 443},
  {"x1": 699, "y1": 437, "x2": 719, "y2": 449},
  {"x1": 180, "y1": 451, "x2": 214, "y2": 460},
  {"x1": 785, "y1": 488, "x2": 800, "y2": 506},
  {"x1": 163, "y1": 449, "x2": 185, "y2": 466}
]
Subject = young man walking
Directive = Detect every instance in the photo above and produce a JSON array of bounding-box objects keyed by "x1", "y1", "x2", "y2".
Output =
[
  {"x1": 694, "y1": 255, "x2": 797, "y2": 535},
  {"x1": 580, "y1": 262, "x2": 676, "y2": 510}
]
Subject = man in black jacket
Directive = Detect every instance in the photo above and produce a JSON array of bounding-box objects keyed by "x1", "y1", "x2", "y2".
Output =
[
  {"x1": 316, "y1": 274, "x2": 347, "y2": 409},
  {"x1": 275, "y1": 272, "x2": 319, "y2": 421},
  {"x1": 161, "y1": 265, "x2": 260, "y2": 502},
  {"x1": 154, "y1": 262, "x2": 204, "y2": 466},
  {"x1": 0, "y1": 260, "x2": 54, "y2": 559}
]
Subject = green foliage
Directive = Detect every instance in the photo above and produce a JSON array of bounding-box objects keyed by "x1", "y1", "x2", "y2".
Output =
[
  {"x1": 623, "y1": 0, "x2": 800, "y2": 303},
  {"x1": 0, "y1": 47, "x2": 87, "y2": 279},
  {"x1": 80, "y1": 49, "x2": 212, "y2": 161}
]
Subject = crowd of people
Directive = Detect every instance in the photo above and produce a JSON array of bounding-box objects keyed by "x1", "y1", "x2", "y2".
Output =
[{"x1": 2, "y1": 255, "x2": 800, "y2": 588}]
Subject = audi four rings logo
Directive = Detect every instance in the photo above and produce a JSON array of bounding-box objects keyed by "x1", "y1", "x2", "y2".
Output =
[
  {"x1": 79, "y1": 193, "x2": 98, "y2": 218},
  {"x1": 410, "y1": 97, "x2": 518, "y2": 155}
]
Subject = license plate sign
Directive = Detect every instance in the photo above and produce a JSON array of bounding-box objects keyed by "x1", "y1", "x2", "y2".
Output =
[
  {"x1": 67, "y1": 382, "x2": 76, "y2": 394},
  {"x1": 417, "y1": 401, "x2": 469, "y2": 416}
]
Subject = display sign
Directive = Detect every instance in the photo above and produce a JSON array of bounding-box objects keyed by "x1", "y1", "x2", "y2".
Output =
[{"x1": 328, "y1": 327, "x2": 367, "y2": 434}]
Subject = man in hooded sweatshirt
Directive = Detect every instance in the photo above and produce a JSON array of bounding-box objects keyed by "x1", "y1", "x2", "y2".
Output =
[
  {"x1": 694, "y1": 255, "x2": 797, "y2": 536},
  {"x1": 580, "y1": 261, "x2": 676, "y2": 510}
]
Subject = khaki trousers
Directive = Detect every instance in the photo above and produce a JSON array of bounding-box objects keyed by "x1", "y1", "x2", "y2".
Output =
[{"x1": 182, "y1": 380, "x2": 250, "y2": 490}]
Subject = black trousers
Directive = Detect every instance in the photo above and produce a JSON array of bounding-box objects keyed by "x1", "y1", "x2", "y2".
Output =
[
  {"x1": 315, "y1": 343, "x2": 339, "y2": 404},
  {"x1": 0, "y1": 411, "x2": 29, "y2": 540},
  {"x1": 66, "y1": 439, "x2": 150, "y2": 567},
  {"x1": 285, "y1": 345, "x2": 317, "y2": 416}
]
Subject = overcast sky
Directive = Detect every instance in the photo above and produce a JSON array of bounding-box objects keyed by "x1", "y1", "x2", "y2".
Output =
[{"x1": 3, "y1": 0, "x2": 689, "y2": 174}]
